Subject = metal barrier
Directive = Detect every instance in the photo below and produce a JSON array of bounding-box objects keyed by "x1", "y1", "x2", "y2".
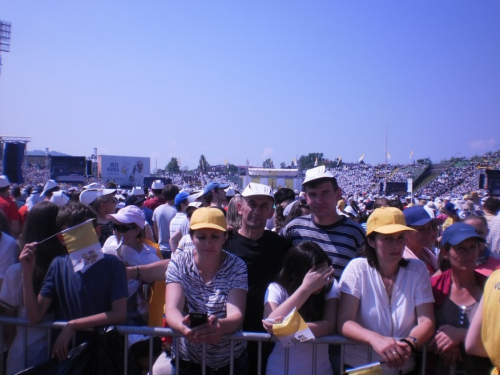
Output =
[{"x1": 0, "y1": 317, "x2": 428, "y2": 375}]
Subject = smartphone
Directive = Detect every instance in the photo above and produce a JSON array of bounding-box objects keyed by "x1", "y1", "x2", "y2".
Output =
[{"x1": 189, "y1": 311, "x2": 208, "y2": 328}]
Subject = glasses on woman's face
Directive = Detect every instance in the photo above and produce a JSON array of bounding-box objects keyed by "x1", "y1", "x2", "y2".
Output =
[
  {"x1": 113, "y1": 223, "x2": 135, "y2": 233},
  {"x1": 459, "y1": 210, "x2": 485, "y2": 220}
]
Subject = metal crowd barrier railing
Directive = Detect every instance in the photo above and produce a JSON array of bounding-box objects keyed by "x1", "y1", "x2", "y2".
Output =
[{"x1": 0, "y1": 317, "x2": 429, "y2": 375}]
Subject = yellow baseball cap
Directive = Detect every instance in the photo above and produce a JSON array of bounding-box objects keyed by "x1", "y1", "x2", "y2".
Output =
[
  {"x1": 190, "y1": 207, "x2": 227, "y2": 232},
  {"x1": 366, "y1": 207, "x2": 416, "y2": 236}
]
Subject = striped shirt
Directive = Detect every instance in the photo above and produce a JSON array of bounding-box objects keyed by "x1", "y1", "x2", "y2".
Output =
[
  {"x1": 281, "y1": 215, "x2": 366, "y2": 279},
  {"x1": 166, "y1": 249, "x2": 248, "y2": 368}
]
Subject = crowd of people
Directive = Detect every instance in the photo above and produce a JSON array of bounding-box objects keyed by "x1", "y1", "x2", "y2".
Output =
[{"x1": 0, "y1": 150, "x2": 499, "y2": 374}]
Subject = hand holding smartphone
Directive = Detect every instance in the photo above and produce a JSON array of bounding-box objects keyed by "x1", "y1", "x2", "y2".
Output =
[{"x1": 189, "y1": 311, "x2": 208, "y2": 328}]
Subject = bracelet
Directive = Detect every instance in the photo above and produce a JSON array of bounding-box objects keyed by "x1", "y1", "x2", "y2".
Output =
[
  {"x1": 135, "y1": 265, "x2": 141, "y2": 281},
  {"x1": 400, "y1": 338, "x2": 416, "y2": 352}
]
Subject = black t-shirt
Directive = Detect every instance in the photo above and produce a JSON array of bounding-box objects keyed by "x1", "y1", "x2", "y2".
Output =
[{"x1": 224, "y1": 230, "x2": 291, "y2": 332}]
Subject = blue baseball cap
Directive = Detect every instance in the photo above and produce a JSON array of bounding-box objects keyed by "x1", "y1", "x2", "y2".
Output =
[
  {"x1": 442, "y1": 223, "x2": 485, "y2": 246},
  {"x1": 174, "y1": 191, "x2": 190, "y2": 206},
  {"x1": 203, "y1": 182, "x2": 229, "y2": 196},
  {"x1": 403, "y1": 206, "x2": 438, "y2": 227}
]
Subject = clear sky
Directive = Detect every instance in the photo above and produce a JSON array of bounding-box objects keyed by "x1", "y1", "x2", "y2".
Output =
[{"x1": 1, "y1": 1, "x2": 499, "y2": 171}]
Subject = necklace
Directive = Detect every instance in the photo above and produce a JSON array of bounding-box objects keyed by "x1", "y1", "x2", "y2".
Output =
[{"x1": 381, "y1": 269, "x2": 399, "y2": 300}]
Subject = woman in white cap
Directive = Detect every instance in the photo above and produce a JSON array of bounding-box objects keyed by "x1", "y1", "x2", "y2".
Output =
[
  {"x1": 104, "y1": 205, "x2": 164, "y2": 373},
  {"x1": 430, "y1": 223, "x2": 493, "y2": 374},
  {"x1": 338, "y1": 207, "x2": 435, "y2": 374},
  {"x1": 165, "y1": 207, "x2": 248, "y2": 374}
]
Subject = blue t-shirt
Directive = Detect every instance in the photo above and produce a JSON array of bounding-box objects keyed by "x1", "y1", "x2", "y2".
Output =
[{"x1": 40, "y1": 254, "x2": 128, "y2": 322}]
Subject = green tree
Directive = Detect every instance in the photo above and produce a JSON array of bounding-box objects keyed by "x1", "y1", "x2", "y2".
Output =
[
  {"x1": 198, "y1": 155, "x2": 210, "y2": 173},
  {"x1": 227, "y1": 164, "x2": 238, "y2": 174},
  {"x1": 280, "y1": 162, "x2": 286, "y2": 169},
  {"x1": 298, "y1": 152, "x2": 324, "y2": 170},
  {"x1": 263, "y1": 158, "x2": 275, "y2": 169},
  {"x1": 165, "y1": 157, "x2": 180, "y2": 173}
]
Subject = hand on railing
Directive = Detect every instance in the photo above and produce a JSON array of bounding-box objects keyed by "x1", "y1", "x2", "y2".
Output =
[
  {"x1": 52, "y1": 322, "x2": 76, "y2": 361},
  {"x1": 180, "y1": 314, "x2": 224, "y2": 345},
  {"x1": 192, "y1": 315, "x2": 223, "y2": 345},
  {"x1": 369, "y1": 334, "x2": 411, "y2": 370},
  {"x1": 261, "y1": 316, "x2": 284, "y2": 334}
]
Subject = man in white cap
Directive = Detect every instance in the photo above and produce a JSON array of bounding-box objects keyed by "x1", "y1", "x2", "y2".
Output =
[
  {"x1": 281, "y1": 166, "x2": 366, "y2": 279},
  {"x1": 144, "y1": 180, "x2": 166, "y2": 211},
  {"x1": 40, "y1": 179, "x2": 59, "y2": 201},
  {"x1": 224, "y1": 182, "x2": 291, "y2": 374},
  {"x1": 79, "y1": 188, "x2": 117, "y2": 246},
  {"x1": 0, "y1": 175, "x2": 22, "y2": 238},
  {"x1": 281, "y1": 166, "x2": 365, "y2": 374}
]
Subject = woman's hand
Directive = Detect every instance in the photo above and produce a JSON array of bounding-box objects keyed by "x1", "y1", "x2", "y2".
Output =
[
  {"x1": 262, "y1": 316, "x2": 284, "y2": 334},
  {"x1": 52, "y1": 322, "x2": 75, "y2": 361},
  {"x1": 300, "y1": 265, "x2": 334, "y2": 294},
  {"x1": 369, "y1": 334, "x2": 410, "y2": 369},
  {"x1": 431, "y1": 325, "x2": 465, "y2": 354},
  {"x1": 193, "y1": 315, "x2": 223, "y2": 345},
  {"x1": 179, "y1": 314, "x2": 200, "y2": 343},
  {"x1": 19, "y1": 243, "x2": 37, "y2": 275},
  {"x1": 440, "y1": 346, "x2": 463, "y2": 366}
]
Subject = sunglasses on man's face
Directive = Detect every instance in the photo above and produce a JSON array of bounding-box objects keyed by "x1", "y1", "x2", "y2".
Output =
[
  {"x1": 113, "y1": 224, "x2": 135, "y2": 233},
  {"x1": 459, "y1": 210, "x2": 485, "y2": 220}
]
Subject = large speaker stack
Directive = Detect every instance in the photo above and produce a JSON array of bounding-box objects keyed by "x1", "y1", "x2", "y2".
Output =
[{"x1": 2, "y1": 142, "x2": 26, "y2": 183}]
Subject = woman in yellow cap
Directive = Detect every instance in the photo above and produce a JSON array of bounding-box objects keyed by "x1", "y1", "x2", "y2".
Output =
[
  {"x1": 165, "y1": 207, "x2": 248, "y2": 374},
  {"x1": 337, "y1": 207, "x2": 435, "y2": 374}
]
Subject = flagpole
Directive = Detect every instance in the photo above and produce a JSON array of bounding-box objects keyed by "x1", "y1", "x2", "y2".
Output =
[{"x1": 385, "y1": 126, "x2": 388, "y2": 195}]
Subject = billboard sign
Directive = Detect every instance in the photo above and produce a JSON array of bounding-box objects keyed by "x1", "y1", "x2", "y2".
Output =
[
  {"x1": 98, "y1": 155, "x2": 150, "y2": 188},
  {"x1": 49, "y1": 156, "x2": 86, "y2": 183},
  {"x1": 385, "y1": 182, "x2": 407, "y2": 196}
]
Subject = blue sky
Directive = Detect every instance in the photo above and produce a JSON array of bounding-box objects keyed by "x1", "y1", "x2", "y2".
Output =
[{"x1": 1, "y1": 1, "x2": 499, "y2": 171}]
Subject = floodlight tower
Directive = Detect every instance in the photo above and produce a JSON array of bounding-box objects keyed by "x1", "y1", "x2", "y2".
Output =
[{"x1": 0, "y1": 20, "x2": 12, "y2": 75}]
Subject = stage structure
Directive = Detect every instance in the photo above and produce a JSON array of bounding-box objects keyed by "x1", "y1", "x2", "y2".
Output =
[
  {"x1": 0, "y1": 136, "x2": 31, "y2": 184},
  {"x1": 0, "y1": 20, "x2": 11, "y2": 75}
]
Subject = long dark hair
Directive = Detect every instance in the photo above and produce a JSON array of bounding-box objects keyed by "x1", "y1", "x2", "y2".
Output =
[
  {"x1": 276, "y1": 242, "x2": 332, "y2": 322},
  {"x1": 22, "y1": 201, "x2": 67, "y2": 294}
]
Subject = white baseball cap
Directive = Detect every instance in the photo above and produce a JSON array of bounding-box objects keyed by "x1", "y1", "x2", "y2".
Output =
[
  {"x1": 79, "y1": 189, "x2": 117, "y2": 205},
  {"x1": 151, "y1": 180, "x2": 164, "y2": 189},
  {"x1": 0, "y1": 175, "x2": 9, "y2": 188},
  {"x1": 106, "y1": 205, "x2": 146, "y2": 229},
  {"x1": 302, "y1": 166, "x2": 335, "y2": 186},
  {"x1": 241, "y1": 183, "x2": 274, "y2": 199},
  {"x1": 50, "y1": 191, "x2": 70, "y2": 207},
  {"x1": 40, "y1": 179, "x2": 58, "y2": 197}
]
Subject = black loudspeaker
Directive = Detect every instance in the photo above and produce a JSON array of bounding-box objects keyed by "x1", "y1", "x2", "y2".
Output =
[
  {"x1": 86, "y1": 160, "x2": 92, "y2": 176},
  {"x1": 479, "y1": 174, "x2": 486, "y2": 189},
  {"x1": 2, "y1": 143, "x2": 25, "y2": 183}
]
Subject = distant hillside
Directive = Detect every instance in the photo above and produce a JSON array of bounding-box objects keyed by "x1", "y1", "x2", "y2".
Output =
[{"x1": 26, "y1": 150, "x2": 69, "y2": 156}]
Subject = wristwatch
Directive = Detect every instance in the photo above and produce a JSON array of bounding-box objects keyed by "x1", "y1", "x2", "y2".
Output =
[{"x1": 408, "y1": 335, "x2": 419, "y2": 348}]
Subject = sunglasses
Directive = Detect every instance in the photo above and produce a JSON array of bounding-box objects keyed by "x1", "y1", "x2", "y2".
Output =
[
  {"x1": 113, "y1": 224, "x2": 135, "y2": 233},
  {"x1": 459, "y1": 210, "x2": 485, "y2": 220}
]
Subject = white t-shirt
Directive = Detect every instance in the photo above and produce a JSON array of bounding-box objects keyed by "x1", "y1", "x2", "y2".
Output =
[
  {"x1": 0, "y1": 232, "x2": 19, "y2": 280},
  {"x1": 169, "y1": 212, "x2": 187, "y2": 237},
  {"x1": 152, "y1": 204, "x2": 177, "y2": 251},
  {"x1": 265, "y1": 281, "x2": 339, "y2": 375},
  {"x1": 103, "y1": 235, "x2": 161, "y2": 298},
  {"x1": 0, "y1": 264, "x2": 52, "y2": 374},
  {"x1": 339, "y1": 258, "x2": 434, "y2": 374}
]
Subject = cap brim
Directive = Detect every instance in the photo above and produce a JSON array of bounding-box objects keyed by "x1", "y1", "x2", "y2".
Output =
[
  {"x1": 190, "y1": 223, "x2": 226, "y2": 232},
  {"x1": 368, "y1": 224, "x2": 417, "y2": 236},
  {"x1": 446, "y1": 234, "x2": 486, "y2": 246},
  {"x1": 408, "y1": 217, "x2": 438, "y2": 227},
  {"x1": 302, "y1": 174, "x2": 334, "y2": 186}
]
